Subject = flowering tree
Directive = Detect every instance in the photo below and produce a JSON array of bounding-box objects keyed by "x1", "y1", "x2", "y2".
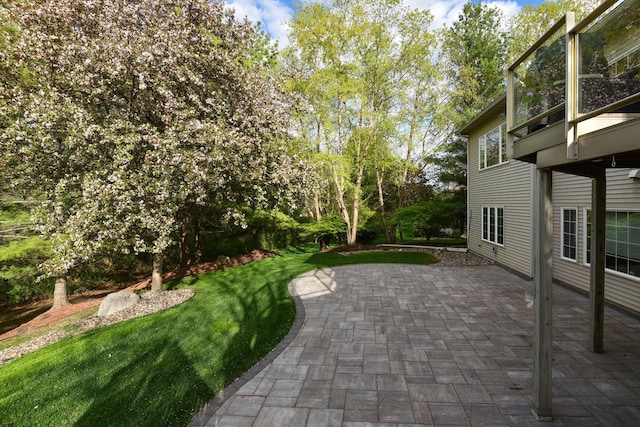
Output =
[{"x1": 0, "y1": 0, "x2": 309, "y2": 308}]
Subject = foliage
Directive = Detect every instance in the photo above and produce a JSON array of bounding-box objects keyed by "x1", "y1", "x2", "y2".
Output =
[
  {"x1": 297, "y1": 217, "x2": 347, "y2": 247},
  {"x1": 393, "y1": 199, "x2": 462, "y2": 240},
  {"x1": 0, "y1": 0, "x2": 311, "y2": 302},
  {"x1": 0, "y1": 197, "x2": 50, "y2": 303},
  {"x1": 244, "y1": 209, "x2": 300, "y2": 250},
  {"x1": 284, "y1": 0, "x2": 440, "y2": 245},
  {"x1": 0, "y1": 205, "x2": 30, "y2": 244},
  {"x1": 0, "y1": 236, "x2": 49, "y2": 263},
  {"x1": 0, "y1": 237, "x2": 53, "y2": 304},
  {"x1": 431, "y1": 135, "x2": 467, "y2": 190},
  {"x1": 0, "y1": 250, "x2": 437, "y2": 426},
  {"x1": 442, "y1": 1, "x2": 508, "y2": 125},
  {"x1": 428, "y1": 134, "x2": 467, "y2": 233}
]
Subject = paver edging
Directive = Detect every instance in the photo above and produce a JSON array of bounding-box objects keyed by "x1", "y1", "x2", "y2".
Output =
[{"x1": 188, "y1": 278, "x2": 306, "y2": 426}]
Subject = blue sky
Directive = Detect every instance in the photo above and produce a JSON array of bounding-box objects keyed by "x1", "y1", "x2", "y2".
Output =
[{"x1": 225, "y1": 0, "x2": 546, "y2": 47}]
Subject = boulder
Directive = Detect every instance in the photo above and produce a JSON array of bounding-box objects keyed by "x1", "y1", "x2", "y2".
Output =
[{"x1": 98, "y1": 291, "x2": 140, "y2": 317}]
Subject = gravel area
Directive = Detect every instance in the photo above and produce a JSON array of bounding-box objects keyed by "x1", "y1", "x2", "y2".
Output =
[
  {"x1": 425, "y1": 248, "x2": 494, "y2": 266},
  {"x1": 338, "y1": 247, "x2": 494, "y2": 267},
  {"x1": 0, "y1": 289, "x2": 195, "y2": 366}
]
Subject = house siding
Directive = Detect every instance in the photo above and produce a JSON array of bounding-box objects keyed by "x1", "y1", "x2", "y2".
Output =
[
  {"x1": 463, "y1": 95, "x2": 640, "y2": 315},
  {"x1": 553, "y1": 169, "x2": 640, "y2": 315},
  {"x1": 467, "y1": 114, "x2": 535, "y2": 277}
]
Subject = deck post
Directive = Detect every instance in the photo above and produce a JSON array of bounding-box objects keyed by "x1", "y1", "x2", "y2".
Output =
[
  {"x1": 590, "y1": 169, "x2": 606, "y2": 353},
  {"x1": 532, "y1": 167, "x2": 553, "y2": 421}
]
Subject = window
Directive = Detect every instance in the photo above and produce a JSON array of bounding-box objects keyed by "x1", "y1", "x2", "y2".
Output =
[
  {"x1": 482, "y1": 207, "x2": 504, "y2": 245},
  {"x1": 561, "y1": 208, "x2": 577, "y2": 261},
  {"x1": 479, "y1": 123, "x2": 508, "y2": 170},
  {"x1": 585, "y1": 210, "x2": 640, "y2": 279}
]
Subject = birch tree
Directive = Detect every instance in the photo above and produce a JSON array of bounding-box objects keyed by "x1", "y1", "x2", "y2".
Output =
[{"x1": 285, "y1": 0, "x2": 438, "y2": 245}]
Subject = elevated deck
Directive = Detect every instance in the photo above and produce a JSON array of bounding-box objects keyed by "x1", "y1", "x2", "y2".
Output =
[{"x1": 507, "y1": 0, "x2": 640, "y2": 177}]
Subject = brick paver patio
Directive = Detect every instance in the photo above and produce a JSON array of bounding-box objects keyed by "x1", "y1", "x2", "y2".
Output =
[{"x1": 190, "y1": 264, "x2": 640, "y2": 426}]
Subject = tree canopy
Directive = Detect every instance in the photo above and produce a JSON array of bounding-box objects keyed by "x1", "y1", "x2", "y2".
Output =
[
  {"x1": 0, "y1": 0, "x2": 310, "y2": 306},
  {"x1": 284, "y1": 0, "x2": 442, "y2": 244}
]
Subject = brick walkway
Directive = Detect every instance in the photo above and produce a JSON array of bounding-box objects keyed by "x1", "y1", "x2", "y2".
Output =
[{"x1": 190, "y1": 264, "x2": 640, "y2": 426}]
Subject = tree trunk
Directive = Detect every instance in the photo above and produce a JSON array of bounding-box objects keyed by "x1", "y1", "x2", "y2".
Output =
[
  {"x1": 151, "y1": 252, "x2": 163, "y2": 291},
  {"x1": 332, "y1": 167, "x2": 353, "y2": 245},
  {"x1": 51, "y1": 275, "x2": 70, "y2": 309},
  {"x1": 349, "y1": 170, "x2": 363, "y2": 246},
  {"x1": 388, "y1": 224, "x2": 397, "y2": 243},
  {"x1": 179, "y1": 226, "x2": 189, "y2": 268},
  {"x1": 194, "y1": 214, "x2": 202, "y2": 264},
  {"x1": 314, "y1": 192, "x2": 322, "y2": 221},
  {"x1": 376, "y1": 167, "x2": 395, "y2": 243}
]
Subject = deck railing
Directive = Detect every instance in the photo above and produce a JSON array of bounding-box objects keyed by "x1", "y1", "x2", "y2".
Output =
[
  {"x1": 507, "y1": 0, "x2": 640, "y2": 159},
  {"x1": 571, "y1": 0, "x2": 640, "y2": 120}
]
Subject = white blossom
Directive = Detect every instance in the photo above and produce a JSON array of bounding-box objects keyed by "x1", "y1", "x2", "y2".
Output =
[{"x1": 1, "y1": 0, "x2": 313, "y2": 280}]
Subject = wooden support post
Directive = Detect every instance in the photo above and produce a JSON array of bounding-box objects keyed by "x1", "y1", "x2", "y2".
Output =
[
  {"x1": 590, "y1": 170, "x2": 606, "y2": 353},
  {"x1": 532, "y1": 168, "x2": 553, "y2": 421}
]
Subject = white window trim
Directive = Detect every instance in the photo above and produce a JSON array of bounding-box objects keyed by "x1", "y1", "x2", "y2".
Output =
[
  {"x1": 583, "y1": 208, "x2": 640, "y2": 283},
  {"x1": 479, "y1": 134, "x2": 486, "y2": 170},
  {"x1": 583, "y1": 207, "x2": 590, "y2": 266},
  {"x1": 481, "y1": 206, "x2": 504, "y2": 246},
  {"x1": 560, "y1": 207, "x2": 578, "y2": 263},
  {"x1": 479, "y1": 123, "x2": 509, "y2": 171}
]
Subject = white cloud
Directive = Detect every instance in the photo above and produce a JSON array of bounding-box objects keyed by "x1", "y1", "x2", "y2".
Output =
[
  {"x1": 405, "y1": 0, "x2": 466, "y2": 28},
  {"x1": 225, "y1": 0, "x2": 524, "y2": 48},
  {"x1": 405, "y1": 0, "x2": 521, "y2": 28},
  {"x1": 226, "y1": 0, "x2": 293, "y2": 47}
]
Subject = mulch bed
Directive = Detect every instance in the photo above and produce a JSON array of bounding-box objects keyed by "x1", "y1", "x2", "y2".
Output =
[{"x1": 0, "y1": 249, "x2": 277, "y2": 342}]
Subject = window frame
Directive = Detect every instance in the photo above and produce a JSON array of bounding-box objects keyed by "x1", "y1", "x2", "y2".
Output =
[
  {"x1": 479, "y1": 123, "x2": 508, "y2": 170},
  {"x1": 561, "y1": 207, "x2": 578, "y2": 262},
  {"x1": 584, "y1": 208, "x2": 640, "y2": 282},
  {"x1": 482, "y1": 206, "x2": 504, "y2": 246}
]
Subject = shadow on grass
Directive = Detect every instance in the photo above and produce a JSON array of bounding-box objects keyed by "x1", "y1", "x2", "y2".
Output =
[
  {"x1": 73, "y1": 336, "x2": 213, "y2": 427},
  {"x1": 0, "y1": 318, "x2": 216, "y2": 426},
  {"x1": 0, "y1": 250, "x2": 437, "y2": 426},
  {"x1": 214, "y1": 267, "x2": 296, "y2": 389},
  {"x1": 0, "y1": 303, "x2": 50, "y2": 335}
]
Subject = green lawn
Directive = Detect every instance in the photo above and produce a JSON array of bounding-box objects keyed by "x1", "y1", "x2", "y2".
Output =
[{"x1": 0, "y1": 250, "x2": 437, "y2": 426}]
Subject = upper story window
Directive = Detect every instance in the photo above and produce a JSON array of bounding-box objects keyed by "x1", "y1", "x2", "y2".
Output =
[{"x1": 479, "y1": 123, "x2": 508, "y2": 170}]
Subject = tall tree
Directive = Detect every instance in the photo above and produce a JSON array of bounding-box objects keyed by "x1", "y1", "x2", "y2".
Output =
[
  {"x1": 284, "y1": 0, "x2": 438, "y2": 245},
  {"x1": 428, "y1": 134, "x2": 467, "y2": 235},
  {"x1": 435, "y1": 1, "x2": 509, "y2": 239},
  {"x1": 0, "y1": 0, "x2": 309, "y2": 307},
  {"x1": 443, "y1": 1, "x2": 508, "y2": 126},
  {"x1": 390, "y1": 9, "x2": 444, "y2": 242}
]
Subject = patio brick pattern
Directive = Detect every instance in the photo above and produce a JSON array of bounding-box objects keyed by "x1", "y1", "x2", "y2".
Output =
[{"x1": 190, "y1": 264, "x2": 640, "y2": 426}]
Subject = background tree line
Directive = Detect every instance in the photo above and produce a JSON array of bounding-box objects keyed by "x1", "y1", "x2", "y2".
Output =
[{"x1": 0, "y1": 0, "x2": 597, "y2": 308}]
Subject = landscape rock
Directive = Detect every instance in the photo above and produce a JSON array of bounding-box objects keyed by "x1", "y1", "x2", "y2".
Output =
[{"x1": 98, "y1": 291, "x2": 140, "y2": 317}]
